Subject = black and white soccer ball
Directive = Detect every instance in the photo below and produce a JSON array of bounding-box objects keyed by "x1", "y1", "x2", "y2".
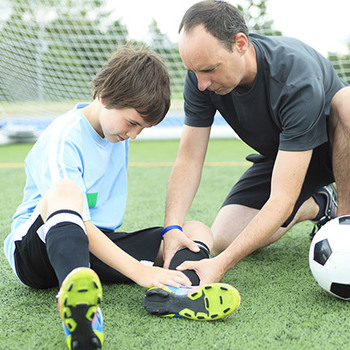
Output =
[{"x1": 309, "y1": 215, "x2": 350, "y2": 300}]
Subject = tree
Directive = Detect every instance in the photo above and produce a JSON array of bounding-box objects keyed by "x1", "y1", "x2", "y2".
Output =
[
  {"x1": 148, "y1": 19, "x2": 185, "y2": 99},
  {"x1": 0, "y1": 0, "x2": 129, "y2": 102},
  {"x1": 328, "y1": 51, "x2": 350, "y2": 85},
  {"x1": 238, "y1": 0, "x2": 282, "y2": 36}
]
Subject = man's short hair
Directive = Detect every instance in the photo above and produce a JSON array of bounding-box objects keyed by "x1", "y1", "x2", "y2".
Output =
[{"x1": 179, "y1": 0, "x2": 249, "y2": 51}]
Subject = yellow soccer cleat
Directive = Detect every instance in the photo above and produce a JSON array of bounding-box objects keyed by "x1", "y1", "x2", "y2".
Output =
[
  {"x1": 144, "y1": 283, "x2": 240, "y2": 321},
  {"x1": 58, "y1": 267, "x2": 103, "y2": 349}
]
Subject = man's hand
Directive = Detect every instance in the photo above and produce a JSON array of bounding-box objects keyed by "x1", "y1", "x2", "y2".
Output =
[
  {"x1": 133, "y1": 264, "x2": 191, "y2": 289},
  {"x1": 162, "y1": 228, "x2": 200, "y2": 269},
  {"x1": 176, "y1": 257, "x2": 226, "y2": 285}
]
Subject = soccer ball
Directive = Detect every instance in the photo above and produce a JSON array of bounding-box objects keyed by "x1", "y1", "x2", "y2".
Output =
[{"x1": 309, "y1": 215, "x2": 350, "y2": 300}]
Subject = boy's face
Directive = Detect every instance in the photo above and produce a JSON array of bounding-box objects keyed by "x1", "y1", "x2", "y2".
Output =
[{"x1": 99, "y1": 106, "x2": 151, "y2": 143}]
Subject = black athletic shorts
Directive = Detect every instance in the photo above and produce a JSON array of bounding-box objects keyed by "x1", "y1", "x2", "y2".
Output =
[
  {"x1": 14, "y1": 213, "x2": 162, "y2": 289},
  {"x1": 222, "y1": 143, "x2": 334, "y2": 227}
]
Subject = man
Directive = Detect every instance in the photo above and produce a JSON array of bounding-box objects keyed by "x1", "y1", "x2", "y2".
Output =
[{"x1": 161, "y1": 0, "x2": 350, "y2": 284}]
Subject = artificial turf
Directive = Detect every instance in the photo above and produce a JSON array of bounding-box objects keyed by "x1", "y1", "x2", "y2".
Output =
[{"x1": 1, "y1": 139, "x2": 349, "y2": 349}]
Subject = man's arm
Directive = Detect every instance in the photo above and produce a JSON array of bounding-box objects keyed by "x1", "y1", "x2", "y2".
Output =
[
  {"x1": 84, "y1": 221, "x2": 191, "y2": 288},
  {"x1": 177, "y1": 149, "x2": 313, "y2": 284},
  {"x1": 162, "y1": 125, "x2": 211, "y2": 268}
]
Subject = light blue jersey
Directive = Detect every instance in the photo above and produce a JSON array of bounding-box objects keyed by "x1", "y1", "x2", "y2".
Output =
[{"x1": 4, "y1": 103, "x2": 128, "y2": 272}]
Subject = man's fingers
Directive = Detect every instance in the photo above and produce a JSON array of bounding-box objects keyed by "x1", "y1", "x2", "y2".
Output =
[
  {"x1": 187, "y1": 240, "x2": 200, "y2": 252},
  {"x1": 163, "y1": 255, "x2": 171, "y2": 269},
  {"x1": 176, "y1": 261, "x2": 195, "y2": 271}
]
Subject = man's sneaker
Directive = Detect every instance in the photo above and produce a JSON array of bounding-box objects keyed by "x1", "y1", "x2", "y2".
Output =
[
  {"x1": 58, "y1": 267, "x2": 103, "y2": 350},
  {"x1": 310, "y1": 183, "x2": 338, "y2": 238},
  {"x1": 143, "y1": 283, "x2": 240, "y2": 321}
]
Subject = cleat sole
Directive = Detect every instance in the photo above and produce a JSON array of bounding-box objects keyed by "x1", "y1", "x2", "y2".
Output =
[
  {"x1": 144, "y1": 283, "x2": 240, "y2": 321},
  {"x1": 58, "y1": 268, "x2": 103, "y2": 350}
]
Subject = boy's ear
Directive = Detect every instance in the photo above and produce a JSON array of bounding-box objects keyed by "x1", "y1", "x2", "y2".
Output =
[{"x1": 100, "y1": 97, "x2": 106, "y2": 107}]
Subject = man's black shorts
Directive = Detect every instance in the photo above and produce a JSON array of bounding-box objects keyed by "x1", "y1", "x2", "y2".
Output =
[{"x1": 222, "y1": 143, "x2": 334, "y2": 227}]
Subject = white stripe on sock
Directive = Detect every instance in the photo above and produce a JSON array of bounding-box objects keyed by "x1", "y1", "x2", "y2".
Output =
[{"x1": 37, "y1": 213, "x2": 86, "y2": 242}]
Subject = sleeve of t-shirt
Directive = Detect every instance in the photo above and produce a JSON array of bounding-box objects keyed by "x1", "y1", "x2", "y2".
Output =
[
  {"x1": 183, "y1": 71, "x2": 217, "y2": 127},
  {"x1": 30, "y1": 133, "x2": 91, "y2": 222},
  {"x1": 277, "y1": 76, "x2": 329, "y2": 151}
]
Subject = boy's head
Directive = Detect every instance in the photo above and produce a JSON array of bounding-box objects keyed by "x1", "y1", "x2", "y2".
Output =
[{"x1": 91, "y1": 45, "x2": 171, "y2": 125}]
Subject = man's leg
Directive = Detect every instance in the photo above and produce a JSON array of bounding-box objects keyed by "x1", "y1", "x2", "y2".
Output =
[
  {"x1": 211, "y1": 146, "x2": 339, "y2": 255},
  {"x1": 328, "y1": 86, "x2": 350, "y2": 216},
  {"x1": 211, "y1": 204, "x2": 258, "y2": 255},
  {"x1": 212, "y1": 197, "x2": 321, "y2": 255}
]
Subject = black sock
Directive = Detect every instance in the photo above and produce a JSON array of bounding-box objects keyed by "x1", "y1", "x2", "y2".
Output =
[
  {"x1": 45, "y1": 210, "x2": 89, "y2": 286},
  {"x1": 168, "y1": 241, "x2": 210, "y2": 286},
  {"x1": 312, "y1": 193, "x2": 327, "y2": 221}
]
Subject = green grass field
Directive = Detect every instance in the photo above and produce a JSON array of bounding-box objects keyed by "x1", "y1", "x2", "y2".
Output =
[{"x1": 1, "y1": 139, "x2": 350, "y2": 349}]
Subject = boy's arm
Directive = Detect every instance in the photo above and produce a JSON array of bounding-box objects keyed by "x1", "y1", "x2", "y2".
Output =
[{"x1": 84, "y1": 221, "x2": 191, "y2": 288}]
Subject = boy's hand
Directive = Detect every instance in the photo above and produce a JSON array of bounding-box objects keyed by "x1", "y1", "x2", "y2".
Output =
[
  {"x1": 134, "y1": 265, "x2": 191, "y2": 289},
  {"x1": 162, "y1": 228, "x2": 200, "y2": 269}
]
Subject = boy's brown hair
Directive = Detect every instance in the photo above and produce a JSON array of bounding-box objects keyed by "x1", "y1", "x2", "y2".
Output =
[{"x1": 91, "y1": 45, "x2": 170, "y2": 125}]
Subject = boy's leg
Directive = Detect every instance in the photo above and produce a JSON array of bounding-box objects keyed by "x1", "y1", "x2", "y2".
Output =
[
  {"x1": 89, "y1": 227, "x2": 162, "y2": 283},
  {"x1": 40, "y1": 179, "x2": 103, "y2": 350},
  {"x1": 40, "y1": 179, "x2": 89, "y2": 286},
  {"x1": 144, "y1": 221, "x2": 241, "y2": 320},
  {"x1": 168, "y1": 221, "x2": 212, "y2": 285}
]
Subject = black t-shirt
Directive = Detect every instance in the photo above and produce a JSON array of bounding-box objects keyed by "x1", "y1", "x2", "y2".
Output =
[{"x1": 183, "y1": 34, "x2": 346, "y2": 159}]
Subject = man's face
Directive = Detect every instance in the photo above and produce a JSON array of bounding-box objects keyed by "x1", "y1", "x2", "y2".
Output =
[{"x1": 178, "y1": 24, "x2": 248, "y2": 95}]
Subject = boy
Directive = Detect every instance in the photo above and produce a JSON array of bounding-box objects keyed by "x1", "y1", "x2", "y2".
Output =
[{"x1": 4, "y1": 46, "x2": 240, "y2": 350}]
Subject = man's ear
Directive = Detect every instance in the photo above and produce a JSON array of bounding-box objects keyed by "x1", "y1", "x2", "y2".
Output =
[{"x1": 234, "y1": 33, "x2": 249, "y2": 54}]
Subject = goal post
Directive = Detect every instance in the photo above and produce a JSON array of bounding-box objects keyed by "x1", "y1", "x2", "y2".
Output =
[{"x1": 0, "y1": 0, "x2": 349, "y2": 142}]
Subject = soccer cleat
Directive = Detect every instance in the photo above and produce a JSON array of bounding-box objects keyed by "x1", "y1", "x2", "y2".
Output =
[
  {"x1": 310, "y1": 183, "x2": 338, "y2": 238},
  {"x1": 143, "y1": 283, "x2": 240, "y2": 321},
  {"x1": 58, "y1": 267, "x2": 103, "y2": 350}
]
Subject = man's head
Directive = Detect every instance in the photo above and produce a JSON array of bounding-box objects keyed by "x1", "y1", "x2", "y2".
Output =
[
  {"x1": 178, "y1": 0, "x2": 255, "y2": 95},
  {"x1": 179, "y1": 0, "x2": 248, "y2": 51},
  {"x1": 91, "y1": 45, "x2": 170, "y2": 125}
]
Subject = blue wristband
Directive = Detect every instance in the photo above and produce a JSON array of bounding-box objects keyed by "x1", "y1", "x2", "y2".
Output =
[{"x1": 161, "y1": 225, "x2": 183, "y2": 239}]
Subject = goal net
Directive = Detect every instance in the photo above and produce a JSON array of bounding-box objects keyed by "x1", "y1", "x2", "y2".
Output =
[{"x1": 0, "y1": 0, "x2": 349, "y2": 141}]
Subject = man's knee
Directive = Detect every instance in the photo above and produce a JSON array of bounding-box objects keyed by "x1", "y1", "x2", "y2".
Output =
[
  {"x1": 211, "y1": 204, "x2": 258, "y2": 255},
  {"x1": 330, "y1": 87, "x2": 350, "y2": 129},
  {"x1": 212, "y1": 229, "x2": 235, "y2": 256}
]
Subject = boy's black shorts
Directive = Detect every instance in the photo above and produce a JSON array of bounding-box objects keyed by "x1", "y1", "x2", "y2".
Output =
[
  {"x1": 222, "y1": 144, "x2": 334, "y2": 227},
  {"x1": 14, "y1": 213, "x2": 162, "y2": 289}
]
